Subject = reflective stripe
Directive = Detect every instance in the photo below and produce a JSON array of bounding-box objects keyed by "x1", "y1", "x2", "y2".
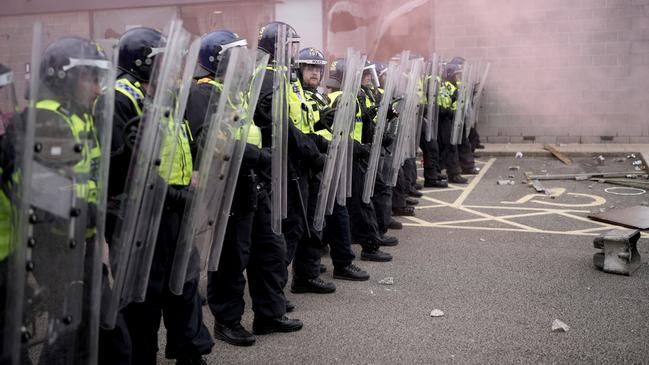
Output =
[{"x1": 115, "y1": 79, "x2": 144, "y2": 115}]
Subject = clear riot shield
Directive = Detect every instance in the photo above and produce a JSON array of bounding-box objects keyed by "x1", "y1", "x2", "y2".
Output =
[
  {"x1": 0, "y1": 24, "x2": 37, "y2": 365},
  {"x1": 168, "y1": 47, "x2": 269, "y2": 295},
  {"x1": 362, "y1": 60, "x2": 399, "y2": 203},
  {"x1": 425, "y1": 54, "x2": 442, "y2": 142},
  {"x1": 102, "y1": 20, "x2": 196, "y2": 329},
  {"x1": 9, "y1": 23, "x2": 117, "y2": 364},
  {"x1": 387, "y1": 57, "x2": 423, "y2": 186},
  {"x1": 313, "y1": 49, "x2": 365, "y2": 231},
  {"x1": 270, "y1": 24, "x2": 289, "y2": 235},
  {"x1": 450, "y1": 62, "x2": 471, "y2": 145},
  {"x1": 465, "y1": 62, "x2": 490, "y2": 133}
]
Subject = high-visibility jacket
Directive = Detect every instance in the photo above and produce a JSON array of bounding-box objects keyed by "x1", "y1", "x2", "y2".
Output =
[
  {"x1": 195, "y1": 77, "x2": 262, "y2": 148},
  {"x1": 328, "y1": 90, "x2": 366, "y2": 143},
  {"x1": 115, "y1": 78, "x2": 193, "y2": 185}
]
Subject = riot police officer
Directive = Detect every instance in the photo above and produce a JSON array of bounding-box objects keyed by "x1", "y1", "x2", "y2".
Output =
[
  {"x1": 107, "y1": 27, "x2": 213, "y2": 365},
  {"x1": 187, "y1": 29, "x2": 302, "y2": 347},
  {"x1": 295, "y1": 47, "x2": 370, "y2": 281},
  {"x1": 255, "y1": 22, "x2": 335, "y2": 295}
]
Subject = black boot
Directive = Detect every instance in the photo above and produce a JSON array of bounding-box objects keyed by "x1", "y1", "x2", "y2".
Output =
[
  {"x1": 285, "y1": 300, "x2": 295, "y2": 313},
  {"x1": 424, "y1": 179, "x2": 448, "y2": 188},
  {"x1": 252, "y1": 316, "x2": 303, "y2": 335},
  {"x1": 361, "y1": 247, "x2": 393, "y2": 262},
  {"x1": 291, "y1": 276, "x2": 336, "y2": 294},
  {"x1": 448, "y1": 174, "x2": 468, "y2": 184},
  {"x1": 213, "y1": 321, "x2": 256, "y2": 347},
  {"x1": 405, "y1": 197, "x2": 419, "y2": 206},
  {"x1": 377, "y1": 234, "x2": 399, "y2": 246},
  {"x1": 388, "y1": 218, "x2": 403, "y2": 230},
  {"x1": 392, "y1": 206, "x2": 415, "y2": 216},
  {"x1": 333, "y1": 263, "x2": 370, "y2": 281}
]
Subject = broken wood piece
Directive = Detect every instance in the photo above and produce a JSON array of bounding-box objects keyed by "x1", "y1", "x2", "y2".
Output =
[{"x1": 543, "y1": 144, "x2": 572, "y2": 165}]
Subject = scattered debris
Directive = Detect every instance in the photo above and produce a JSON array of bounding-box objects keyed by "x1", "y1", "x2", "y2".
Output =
[
  {"x1": 508, "y1": 174, "x2": 515, "y2": 178},
  {"x1": 531, "y1": 180, "x2": 550, "y2": 194},
  {"x1": 509, "y1": 165, "x2": 520, "y2": 171},
  {"x1": 632, "y1": 160, "x2": 643, "y2": 166},
  {"x1": 593, "y1": 229, "x2": 642, "y2": 276},
  {"x1": 497, "y1": 179, "x2": 515, "y2": 185},
  {"x1": 526, "y1": 171, "x2": 645, "y2": 181},
  {"x1": 589, "y1": 206, "x2": 649, "y2": 230},
  {"x1": 430, "y1": 309, "x2": 445, "y2": 317},
  {"x1": 575, "y1": 175, "x2": 588, "y2": 181},
  {"x1": 595, "y1": 177, "x2": 649, "y2": 190},
  {"x1": 588, "y1": 184, "x2": 594, "y2": 189},
  {"x1": 378, "y1": 277, "x2": 394, "y2": 285},
  {"x1": 594, "y1": 155, "x2": 605, "y2": 165},
  {"x1": 614, "y1": 158, "x2": 626, "y2": 162},
  {"x1": 552, "y1": 319, "x2": 570, "y2": 332},
  {"x1": 604, "y1": 187, "x2": 646, "y2": 196},
  {"x1": 544, "y1": 144, "x2": 572, "y2": 165},
  {"x1": 627, "y1": 154, "x2": 636, "y2": 159},
  {"x1": 479, "y1": 238, "x2": 486, "y2": 242},
  {"x1": 515, "y1": 152, "x2": 523, "y2": 159}
]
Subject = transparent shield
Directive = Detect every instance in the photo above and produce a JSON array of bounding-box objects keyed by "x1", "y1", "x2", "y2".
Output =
[
  {"x1": 313, "y1": 49, "x2": 365, "y2": 231},
  {"x1": 168, "y1": 47, "x2": 269, "y2": 295},
  {"x1": 271, "y1": 24, "x2": 289, "y2": 235},
  {"x1": 102, "y1": 19, "x2": 196, "y2": 329},
  {"x1": 362, "y1": 60, "x2": 399, "y2": 203},
  {"x1": 8, "y1": 22, "x2": 116, "y2": 364},
  {"x1": 425, "y1": 54, "x2": 441, "y2": 142}
]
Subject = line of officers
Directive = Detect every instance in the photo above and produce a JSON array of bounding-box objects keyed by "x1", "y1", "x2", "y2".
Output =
[{"x1": 0, "y1": 19, "x2": 482, "y2": 365}]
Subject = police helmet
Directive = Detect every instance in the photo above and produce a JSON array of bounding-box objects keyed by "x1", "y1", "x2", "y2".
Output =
[
  {"x1": 296, "y1": 47, "x2": 327, "y2": 84},
  {"x1": 40, "y1": 37, "x2": 110, "y2": 98},
  {"x1": 117, "y1": 27, "x2": 165, "y2": 82},
  {"x1": 448, "y1": 56, "x2": 466, "y2": 66},
  {"x1": 257, "y1": 21, "x2": 300, "y2": 61},
  {"x1": 196, "y1": 30, "x2": 248, "y2": 78},
  {"x1": 444, "y1": 62, "x2": 462, "y2": 80},
  {"x1": 325, "y1": 58, "x2": 345, "y2": 90},
  {"x1": 363, "y1": 59, "x2": 380, "y2": 88}
]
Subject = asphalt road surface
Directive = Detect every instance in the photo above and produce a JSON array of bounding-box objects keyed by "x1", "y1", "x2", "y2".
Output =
[{"x1": 159, "y1": 154, "x2": 649, "y2": 364}]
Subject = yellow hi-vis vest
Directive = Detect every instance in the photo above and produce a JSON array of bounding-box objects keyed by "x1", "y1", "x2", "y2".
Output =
[
  {"x1": 36, "y1": 99, "x2": 100, "y2": 204},
  {"x1": 328, "y1": 90, "x2": 366, "y2": 143},
  {"x1": 303, "y1": 89, "x2": 332, "y2": 141},
  {"x1": 438, "y1": 79, "x2": 457, "y2": 111},
  {"x1": 195, "y1": 78, "x2": 262, "y2": 148},
  {"x1": 116, "y1": 78, "x2": 193, "y2": 185},
  {"x1": 0, "y1": 178, "x2": 10, "y2": 261}
]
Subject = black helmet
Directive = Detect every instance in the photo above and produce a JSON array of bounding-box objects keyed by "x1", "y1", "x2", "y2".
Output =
[
  {"x1": 296, "y1": 47, "x2": 326, "y2": 84},
  {"x1": 448, "y1": 56, "x2": 466, "y2": 66},
  {"x1": 362, "y1": 59, "x2": 379, "y2": 87},
  {"x1": 40, "y1": 37, "x2": 110, "y2": 98},
  {"x1": 444, "y1": 62, "x2": 462, "y2": 80},
  {"x1": 325, "y1": 58, "x2": 345, "y2": 90},
  {"x1": 257, "y1": 21, "x2": 300, "y2": 60},
  {"x1": 196, "y1": 29, "x2": 248, "y2": 78},
  {"x1": 117, "y1": 27, "x2": 165, "y2": 82},
  {"x1": 373, "y1": 61, "x2": 387, "y2": 78}
]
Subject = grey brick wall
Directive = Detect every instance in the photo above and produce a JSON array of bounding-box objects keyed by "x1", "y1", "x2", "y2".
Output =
[{"x1": 434, "y1": 0, "x2": 649, "y2": 143}]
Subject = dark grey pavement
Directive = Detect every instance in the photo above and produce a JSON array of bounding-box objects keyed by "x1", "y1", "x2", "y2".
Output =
[{"x1": 160, "y1": 152, "x2": 649, "y2": 364}]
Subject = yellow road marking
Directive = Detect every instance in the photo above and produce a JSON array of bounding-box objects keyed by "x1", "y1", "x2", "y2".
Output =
[{"x1": 451, "y1": 158, "x2": 496, "y2": 207}]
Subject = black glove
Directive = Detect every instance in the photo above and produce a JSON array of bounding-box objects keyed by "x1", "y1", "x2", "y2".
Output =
[
  {"x1": 166, "y1": 185, "x2": 192, "y2": 210},
  {"x1": 353, "y1": 141, "x2": 371, "y2": 160},
  {"x1": 382, "y1": 131, "x2": 394, "y2": 147},
  {"x1": 308, "y1": 133, "x2": 330, "y2": 153},
  {"x1": 319, "y1": 108, "x2": 336, "y2": 131}
]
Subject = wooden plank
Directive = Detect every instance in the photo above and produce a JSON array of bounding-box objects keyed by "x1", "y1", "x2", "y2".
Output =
[
  {"x1": 543, "y1": 144, "x2": 572, "y2": 165},
  {"x1": 527, "y1": 171, "x2": 645, "y2": 181}
]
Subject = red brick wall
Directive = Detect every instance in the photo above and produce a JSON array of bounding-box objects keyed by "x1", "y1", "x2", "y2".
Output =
[{"x1": 434, "y1": 0, "x2": 649, "y2": 143}]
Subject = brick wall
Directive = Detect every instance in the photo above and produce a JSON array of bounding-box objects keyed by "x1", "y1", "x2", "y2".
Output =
[{"x1": 434, "y1": 0, "x2": 649, "y2": 143}]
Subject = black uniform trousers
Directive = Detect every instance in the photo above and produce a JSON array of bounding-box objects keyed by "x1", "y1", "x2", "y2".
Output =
[
  {"x1": 458, "y1": 136, "x2": 476, "y2": 171},
  {"x1": 305, "y1": 172, "x2": 356, "y2": 270},
  {"x1": 469, "y1": 127, "x2": 481, "y2": 153},
  {"x1": 207, "y1": 187, "x2": 287, "y2": 323},
  {"x1": 372, "y1": 156, "x2": 393, "y2": 235},
  {"x1": 437, "y1": 116, "x2": 462, "y2": 176},
  {"x1": 347, "y1": 159, "x2": 381, "y2": 248},
  {"x1": 121, "y1": 202, "x2": 213, "y2": 365},
  {"x1": 282, "y1": 168, "x2": 323, "y2": 281},
  {"x1": 403, "y1": 158, "x2": 418, "y2": 189},
  {"x1": 419, "y1": 127, "x2": 443, "y2": 181},
  {"x1": 392, "y1": 167, "x2": 409, "y2": 209}
]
